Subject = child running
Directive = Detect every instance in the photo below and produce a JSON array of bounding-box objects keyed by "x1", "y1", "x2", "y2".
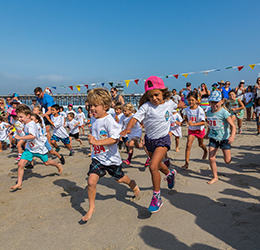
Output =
[
  {"x1": 77, "y1": 107, "x2": 86, "y2": 135},
  {"x1": 120, "y1": 103, "x2": 143, "y2": 165},
  {"x1": 114, "y1": 102, "x2": 124, "y2": 123},
  {"x1": 205, "y1": 91, "x2": 236, "y2": 184},
  {"x1": 11, "y1": 105, "x2": 63, "y2": 190},
  {"x1": 169, "y1": 110, "x2": 183, "y2": 152},
  {"x1": 65, "y1": 113, "x2": 83, "y2": 145},
  {"x1": 46, "y1": 104, "x2": 75, "y2": 156},
  {"x1": 227, "y1": 90, "x2": 245, "y2": 134},
  {"x1": 182, "y1": 91, "x2": 207, "y2": 169},
  {"x1": 0, "y1": 116, "x2": 10, "y2": 152},
  {"x1": 254, "y1": 97, "x2": 260, "y2": 135},
  {"x1": 81, "y1": 88, "x2": 140, "y2": 222},
  {"x1": 243, "y1": 86, "x2": 254, "y2": 121},
  {"x1": 121, "y1": 76, "x2": 179, "y2": 213}
]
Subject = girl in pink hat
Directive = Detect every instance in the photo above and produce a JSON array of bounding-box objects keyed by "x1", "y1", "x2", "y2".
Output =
[{"x1": 121, "y1": 76, "x2": 183, "y2": 213}]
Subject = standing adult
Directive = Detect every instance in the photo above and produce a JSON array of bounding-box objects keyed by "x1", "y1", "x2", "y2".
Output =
[
  {"x1": 255, "y1": 77, "x2": 260, "y2": 99},
  {"x1": 218, "y1": 80, "x2": 225, "y2": 91},
  {"x1": 182, "y1": 82, "x2": 192, "y2": 106},
  {"x1": 198, "y1": 83, "x2": 211, "y2": 111},
  {"x1": 0, "y1": 98, "x2": 7, "y2": 116},
  {"x1": 110, "y1": 87, "x2": 124, "y2": 104},
  {"x1": 34, "y1": 87, "x2": 55, "y2": 143},
  {"x1": 171, "y1": 89, "x2": 181, "y2": 105},
  {"x1": 29, "y1": 97, "x2": 40, "y2": 111},
  {"x1": 221, "y1": 81, "x2": 232, "y2": 99},
  {"x1": 235, "y1": 80, "x2": 246, "y2": 101},
  {"x1": 12, "y1": 93, "x2": 22, "y2": 104}
]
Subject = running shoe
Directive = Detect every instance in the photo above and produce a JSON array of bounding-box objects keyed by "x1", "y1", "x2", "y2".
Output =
[
  {"x1": 25, "y1": 163, "x2": 34, "y2": 169},
  {"x1": 15, "y1": 156, "x2": 21, "y2": 162},
  {"x1": 144, "y1": 158, "x2": 150, "y2": 167},
  {"x1": 123, "y1": 159, "x2": 131, "y2": 165},
  {"x1": 164, "y1": 158, "x2": 170, "y2": 167},
  {"x1": 148, "y1": 196, "x2": 163, "y2": 213},
  {"x1": 60, "y1": 154, "x2": 65, "y2": 165},
  {"x1": 69, "y1": 150, "x2": 75, "y2": 156},
  {"x1": 239, "y1": 128, "x2": 242, "y2": 134},
  {"x1": 165, "y1": 169, "x2": 177, "y2": 189}
]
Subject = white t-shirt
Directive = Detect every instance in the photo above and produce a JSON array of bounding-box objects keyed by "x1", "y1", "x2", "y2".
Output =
[
  {"x1": 169, "y1": 113, "x2": 183, "y2": 137},
  {"x1": 185, "y1": 106, "x2": 205, "y2": 131},
  {"x1": 255, "y1": 85, "x2": 260, "y2": 99},
  {"x1": 254, "y1": 106, "x2": 260, "y2": 117},
  {"x1": 66, "y1": 110, "x2": 77, "y2": 119},
  {"x1": 60, "y1": 111, "x2": 67, "y2": 119},
  {"x1": 113, "y1": 113, "x2": 123, "y2": 123},
  {"x1": 134, "y1": 99, "x2": 177, "y2": 139},
  {"x1": 51, "y1": 115, "x2": 69, "y2": 138},
  {"x1": 39, "y1": 115, "x2": 47, "y2": 135},
  {"x1": 119, "y1": 115, "x2": 142, "y2": 140},
  {"x1": 107, "y1": 108, "x2": 115, "y2": 116},
  {"x1": 13, "y1": 120, "x2": 25, "y2": 136},
  {"x1": 24, "y1": 121, "x2": 47, "y2": 154},
  {"x1": 91, "y1": 114, "x2": 122, "y2": 166},
  {"x1": 244, "y1": 92, "x2": 254, "y2": 103},
  {"x1": 77, "y1": 112, "x2": 86, "y2": 126},
  {"x1": 36, "y1": 123, "x2": 47, "y2": 144},
  {"x1": 65, "y1": 119, "x2": 79, "y2": 134},
  {"x1": 172, "y1": 94, "x2": 181, "y2": 104},
  {"x1": 0, "y1": 122, "x2": 9, "y2": 141}
]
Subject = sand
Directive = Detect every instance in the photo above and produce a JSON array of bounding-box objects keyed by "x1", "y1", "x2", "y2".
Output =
[{"x1": 0, "y1": 120, "x2": 260, "y2": 250}]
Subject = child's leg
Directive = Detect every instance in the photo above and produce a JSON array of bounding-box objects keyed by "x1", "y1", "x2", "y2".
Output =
[
  {"x1": 182, "y1": 135, "x2": 195, "y2": 169},
  {"x1": 44, "y1": 160, "x2": 63, "y2": 174},
  {"x1": 258, "y1": 125, "x2": 260, "y2": 134},
  {"x1": 134, "y1": 139, "x2": 143, "y2": 149},
  {"x1": 81, "y1": 126, "x2": 85, "y2": 135},
  {"x1": 246, "y1": 107, "x2": 251, "y2": 121},
  {"x1": 117, "y1": 175, "x2": 140, "y2": 197},
  {"x1": 0, "y1": 141, "x2": 2, "y2": 152},
  {"x1": 198, "y1": 137, "x2": 208, "y2": 159},
  {"x1": 82, "y1": 173, "x2": 99, "y2": 221},
  {"x1": 237, "y1": 118, "x2": 242, "y2": 133},
  {"x1": 76, "y1": 138, "x2": 83, "y2": 145},
  {"x1": 69, "y1": 136, "x2": 73, "y2": 144},
  {"x1": 11, "y1": 159, "x2": 28, "y2": 189},
  {"x1": 51, "y1": 140, "x2": 58, "y2": 149},
  {"x1": 208, "y1": 147, "x2": 219, "y2": 184},
  {"x1": 222, "y1": 149, "x2": 231, "y2": 164},
  {"x1": 175, "y1": 136, "x2": 180, "y2": 152}
]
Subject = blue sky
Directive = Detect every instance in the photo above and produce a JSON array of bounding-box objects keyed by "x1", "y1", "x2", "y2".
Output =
[{"x1": 1, "y1": 0, "x2": 260, "y2": 95}]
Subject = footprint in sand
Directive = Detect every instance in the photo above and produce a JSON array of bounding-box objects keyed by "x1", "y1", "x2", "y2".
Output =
[
  {"x1": 60, "y1": 172, "x2": 71, "y2": 177},
  {"x1": 234, "y1": 179, "x2": 248, "y2": 187}
]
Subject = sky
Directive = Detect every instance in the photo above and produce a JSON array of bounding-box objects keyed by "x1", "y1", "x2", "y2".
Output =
[{"x1": 1, "y1": 0, "x2": 260, "y2": 95}]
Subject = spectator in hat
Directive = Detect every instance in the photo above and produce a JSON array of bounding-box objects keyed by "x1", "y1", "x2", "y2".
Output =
[
  {"x1": 218, "y1": 80, "x2": 224, "y2": 90},
  {"x1": 12, "y1": 93, "x2": 22, "y2": 104},
  {"x1": 212, "y1": 83, "x2": 218, "y2": 91},
  {"x1": 182, "y1": 82, "x2": 192, "y2": 106},
  {"x1": 221, "y1": 81, "x2": 232, "y2": 99},
  {"x1": 235, "y1": 80, "x2": 246, "y2": 101},
  {"x1": 29, "y1": 98, "x2": 40, "y2": 111}
]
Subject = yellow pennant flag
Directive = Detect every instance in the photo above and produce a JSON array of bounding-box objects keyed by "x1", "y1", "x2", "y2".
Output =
[
  {"x1": 125, "y1": 80, "x2": 130, "y2": 87},
  {"x1": 75, "y1": 85, "x2": 81, "y2": 92},
  {"x1": 182, "y1": 73, "x2": 189, "y2": 78},
  {"x1": 249, "y1": 64, "x2": 256, "y2": 70}
]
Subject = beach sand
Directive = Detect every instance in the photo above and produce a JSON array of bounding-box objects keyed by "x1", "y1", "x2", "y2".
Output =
[{"x1": 0, "y1": 120, "x2": 260, "y2": 250}]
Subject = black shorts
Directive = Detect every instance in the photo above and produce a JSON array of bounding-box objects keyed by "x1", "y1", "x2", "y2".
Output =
[
  {"x1": 69, "y1": 132, "x2": 79, "y2": 139},
  {"x1": 144, "y1": 134, "x2": 171, "y2": 153},
  {"x1": 88, "y1": 158, "x2": 124, "y2": 181},
  {"x1": 43, "y1": 116, "x2": 52, "y2": 126}
]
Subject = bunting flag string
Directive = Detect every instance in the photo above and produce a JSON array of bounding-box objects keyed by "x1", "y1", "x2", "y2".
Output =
[{"x1": 47, "y1": 62, "x2": 260, "y2": 92}]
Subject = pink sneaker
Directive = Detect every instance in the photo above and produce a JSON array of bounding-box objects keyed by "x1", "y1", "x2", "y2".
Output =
[
  {"x1": 15, "y1": 156, "x2": 21, "y2": 162},
  {"x1": 123, "y1": 159, "x2": 131, "y2": 165},
  {"x1": 144, "y1": 158, "x2": 150, "y2": 167}
]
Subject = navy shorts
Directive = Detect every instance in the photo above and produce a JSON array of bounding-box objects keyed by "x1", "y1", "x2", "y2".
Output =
[
  {"x1": 51, "y1": 134, "x2": 70, "y2": 145},
  {"x1": 144, "y1": 134, "x2": 171, "y2": 153},
  {"x1": 43, "y1": 116, "x2": 52, "y2": 126},
  {"x1": 69, "y1": 132, "x2": 79, "y2": 139},
  {"x1": 256, "y1": 117, "x2": 260, "y2": 126},
  {"x1": 209, "y1": 138, "x2": 231, "y2": 150},
  {"x1": 88, "y1": 158, "x2": 124, "y2": 181}
]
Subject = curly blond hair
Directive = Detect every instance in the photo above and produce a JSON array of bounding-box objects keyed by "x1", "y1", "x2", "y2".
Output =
[{"x1": 87, "y1": 88, "x2": 112, "y2": 111}]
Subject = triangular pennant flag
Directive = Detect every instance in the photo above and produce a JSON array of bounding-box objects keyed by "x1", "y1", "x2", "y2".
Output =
[
  {"x1": 166, "y1": 75, "x2": 169, "y2": 78},
  {"x1": 75, "y1": 85, "x2": 81, "y2": 92},
  {"x1": 134, "y1": 79, "x2": 139, "y2": 85},
  {"x1": 46, "y1": 87, "x2": 52, "y2": 94},
  {"x1": 51, "y1": 87, "x2": 56, "y2": 89},
  {"x1": 249, "y1": 64, "x2": 256, "y2": 70},
  {"x1": 109, "y1": 82, "x2": 113, "y2": 87},
  {"x1": 125, "y1": 80, "x2": 130, "y2": 87},
  {"x1": 84, "y1": 84, "x2": 88, "y2": 89},
  {"x1": 203, "y1": 71, "x2": 209, "y2": 76},
  {"x1": 69, "y1": 86, "x2": 73, "y2": 91},
  {"x1": 182, "y1": 73, "x2": 189, "y2": 78},
  {"x1": 58, "y1": 85, "x2": 66, "y2": 88},
  {"x1": 226, "y1": 66, "x2": 233, "y2": 69},
  {"x1": 173, "y1": 74, "x2": 179, "y2": 79},
  {"x1": 237, "y1": 66, "x2": 244, "y2": 71},
  {"x1": 101, "y1": 83, "x2": 105, "y2": 87}
]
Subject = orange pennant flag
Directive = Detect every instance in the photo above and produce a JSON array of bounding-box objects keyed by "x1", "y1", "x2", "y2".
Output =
[
  {"x1": 75, "y1": 85, "x2": 81, "y2": 92},
  {"x1": 249, "y1": 64, "x2": 256, "y2": 70},
  {"x1": 237, "y1": 66, "x2": 244, "y2": 71},
  {"x1": 182, "y1": 73, "x2": 189, "y2": 78},
  {"x1": 125, "y1": 80, "x2": 130, "y2": 87}
]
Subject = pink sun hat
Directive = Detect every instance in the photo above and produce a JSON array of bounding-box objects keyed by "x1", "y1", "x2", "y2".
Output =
[
  {"x1": 10, "y1": 110, "x2": 17, "y2": 116},
  {"x1": 144, "y1": 76, "x2": 165, "y2": 92}
]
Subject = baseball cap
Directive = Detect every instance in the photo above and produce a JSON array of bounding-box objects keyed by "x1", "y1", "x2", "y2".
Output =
[
  {"x1": 240, "y1": 80, "x2": 245, "y2": 83},
  {"x1": 144, "y1": 76, "x2": 165, "y2": 92},
  {"x1": 12, "y1": 93, "x2": 19, "y2": 97},
  {"x1": 10, "y1": 110, "x2": 17, "y2": 116},
  {"x1": 186, "y1": 82, "x2": 191, "y2": 87},
  {"x1": 208, "y1": 90, "x2": 222, "y2": 102},
  {"x1": 68, "y1": 104, "x2": 73, "y2": 107}
]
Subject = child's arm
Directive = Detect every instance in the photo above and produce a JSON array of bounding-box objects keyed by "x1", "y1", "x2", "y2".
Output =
[
  {"x1": 74, "y1": 122, "x2": 80, "y2": 127},
  {"x1": 45, "y1": 115, "x2": 55, "y2": 127},
  {"x1": 15, "y1": 134, "x2": 35, "y2": 140},
  {"x1": 188, "y1": 120, "x2": 206, "y2": 127},
  {"x1": 226, "y1": 116, "x2": 236, "y2": 144},
  {"x1": 120, "y1": 117, "x2": 138, "y2": 137},
  {"x1": 181, "y1": 115, "x2": 188, "y2": 125},
  {"x1": 88, "y1": 134, "x2": 117, "y2": 146}
]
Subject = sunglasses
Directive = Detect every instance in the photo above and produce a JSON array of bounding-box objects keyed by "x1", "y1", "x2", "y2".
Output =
[
  {"x1": 35, "y1": 93, "x2": 41, "y2": 97},
  {"x1": 0, "y1": 102, "x2": 3, "y2": 104}
]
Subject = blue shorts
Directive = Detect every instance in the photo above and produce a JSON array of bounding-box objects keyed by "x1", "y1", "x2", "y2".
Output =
[
  {"x1": 45, "y1": 140, "x2": 52, "y2": 151},
  {"x1": 256, "y1": 117, "x2": 260, "y2": 126},
  {"x1": 209, "y1": 138, "x2": 231, "y2": 150},
  {"x1": 51, "y1": 134, "x2": 70, "y2": 145},
  {"x1": 88, "y1": 158, "x2": 124, "y2": 181},
  {"x1": 21, "y1": 149, "x2": 49, "y2": 162},
  {"x1": 144, "y1": 134, "x2": 171, "y2": 153}
]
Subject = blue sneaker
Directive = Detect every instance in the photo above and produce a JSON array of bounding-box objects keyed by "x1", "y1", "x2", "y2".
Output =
[
  {"x1": 148, "y1": 196, "x2": 163, "y2": 213},
  {"x1": 165, "y1": 169, "x2": 177, "y2": 189}
]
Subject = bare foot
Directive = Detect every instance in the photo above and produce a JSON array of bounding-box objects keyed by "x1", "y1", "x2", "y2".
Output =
[
  {"x1": 176, "y1": 148, "x2": 179, "y2": 152},
  {"x1": 202, "y1": 150, "x2": 208, "y2": 159},
  {"x1": 57, "y1": 163, "x2": 63, "y2": 175},
  {"x1": 82, "y1": 208, "x2": 95, "y2": 222},
  {"x1": 80, "y1": 140, "x2": 83, "y2": 145},
  {"x1": 207, "y1": 177, "x2": 218, "y2": 185},
  {"x1": 11, "y1": 184, "x2": 22, "y2": 190},
  {"x1": 182, "y1": 163, "x2": 189, "y2": 169},
  {"x1": 129, "y1": 180, "x2": 140, "y2": 197},
  {"x1": 87, "y1": 153, "x2": 91, "y2": 157}
]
